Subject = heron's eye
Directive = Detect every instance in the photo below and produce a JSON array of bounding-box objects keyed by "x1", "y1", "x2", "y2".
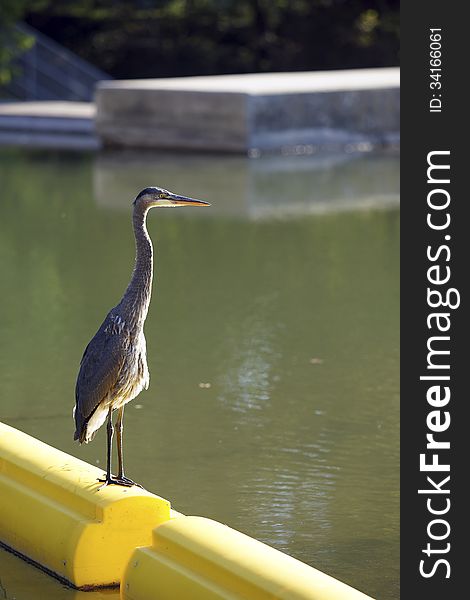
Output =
[{"x1": 159, "y1": 193, "x2": 166, "y2": 198}]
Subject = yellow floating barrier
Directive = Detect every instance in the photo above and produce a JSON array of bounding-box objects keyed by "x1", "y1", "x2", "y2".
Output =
[
  {"x1": 1, "y1": 422, "x2": 373, "y2": 599},
  {"x1": 0, "y1": 422, "x2": 170, "y2": 589},
  {"x1": 122, "y1": 516, "x2": 374, "y2": 600}
]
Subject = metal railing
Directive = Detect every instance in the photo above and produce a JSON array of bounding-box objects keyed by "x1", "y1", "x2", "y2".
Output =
[{"x1": 6, "y1": 23, "x2": 111, "y2": 101}]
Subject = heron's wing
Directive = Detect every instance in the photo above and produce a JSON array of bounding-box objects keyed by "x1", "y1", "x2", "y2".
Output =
[{"x1": 75, "y1": 312, "x2": 129, "y2": 426}]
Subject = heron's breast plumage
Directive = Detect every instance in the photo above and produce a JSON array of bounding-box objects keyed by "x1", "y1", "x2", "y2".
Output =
[{"x1": 112, "y1": 329, "x2": 149, "y2": 408}]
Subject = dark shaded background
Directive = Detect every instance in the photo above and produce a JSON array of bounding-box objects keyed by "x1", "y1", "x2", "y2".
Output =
[{"x1": 19, "y1": 0, "x2": 399, "y2": 78}]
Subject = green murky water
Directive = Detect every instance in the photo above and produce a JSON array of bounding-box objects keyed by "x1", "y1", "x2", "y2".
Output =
[{"x1": 0, "y1": 148, "x2": 399, "y2": 600}]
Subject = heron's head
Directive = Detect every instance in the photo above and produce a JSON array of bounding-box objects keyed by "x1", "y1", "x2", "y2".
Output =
[{"x1": 133, "y1": 187, "x2": 210, "y2": 209}]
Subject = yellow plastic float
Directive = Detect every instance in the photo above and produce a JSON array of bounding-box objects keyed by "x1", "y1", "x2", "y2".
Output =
[
  {"x1": 122, "y1": 516, "x2": 372, "y2": 600},
  {"x1": 0, "y1": 421, "x2": 374, "y2": 599},
  {"x1": 0, "y1": 421, "x2": 170, "y2": 589}
]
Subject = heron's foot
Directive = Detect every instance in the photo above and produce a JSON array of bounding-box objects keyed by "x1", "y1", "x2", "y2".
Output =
[
  {"x1": 97, "y1": 474, "x2": 142, "y2": 489},
  {"x1": 114, "y1": 474, "x2": 143, "y2": 488},
  {"x1": 97, "y1": 475, "x2": 119, "y2": 490}
]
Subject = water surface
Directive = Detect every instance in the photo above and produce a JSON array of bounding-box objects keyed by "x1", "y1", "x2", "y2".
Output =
[{"x1": 0, "y1": 148, "x2": 399, "y2": 599}]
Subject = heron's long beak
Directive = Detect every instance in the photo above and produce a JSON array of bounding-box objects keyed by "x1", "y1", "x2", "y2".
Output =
[{"x1": 169, "y1": 194, "x2": 211, "y2": 207}]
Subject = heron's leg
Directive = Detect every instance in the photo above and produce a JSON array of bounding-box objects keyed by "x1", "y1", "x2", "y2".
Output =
[
  {"x1": 106, "y1": 406, "x2": 114, "y2": 480},
  {"x1": 113, "y1": 405, "x2": 143, "y2": 488},
  {"x1": 97, "y1": 406, "x2": 114, "y2": 487},
  {"x1": 116, "y1": 406, "x2": 125, "y2": 479},
  {"x1": 98, "y1": 405, "x2": 142, "y2": 489}
]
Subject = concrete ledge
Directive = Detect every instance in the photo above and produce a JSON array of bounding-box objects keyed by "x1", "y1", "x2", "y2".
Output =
[
  {"x1": 123, "y1": 516, "x2": 373, "y2": 600},
  {"x1": 0, "y1": 422, "x2": 170, "y2": 589},
  {"x1": 0, "y1": 102, "x2": 99, "y2": 150},
  {"x1": 95, "y1": 68, "x2": 399, "y2": 153}
]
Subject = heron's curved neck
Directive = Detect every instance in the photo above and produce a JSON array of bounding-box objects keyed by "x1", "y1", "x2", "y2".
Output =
[{"x1": 120, "y1": 204, "x2": 154, "y2": 325}]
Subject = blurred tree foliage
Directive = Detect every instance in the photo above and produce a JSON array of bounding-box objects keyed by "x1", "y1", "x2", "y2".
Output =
[
  {"x1": 18, "y1": 0, "x2": 398, "y2": 78},
  {"x1": 0, "y1": 1, "x2": 35, "y2": 85}
]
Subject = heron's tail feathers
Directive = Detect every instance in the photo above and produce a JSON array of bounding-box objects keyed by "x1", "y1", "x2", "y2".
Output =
[
  {"x1": 74, "y1": 422, "x2": 96, "y2": 444},
  {"x1": 73, "y1": 427, "x2": 85, "y2": 443},
  {"x1": 74, "y1": 403, "x2": 108, "y2": 444},
  {"x1": 73, "y1": 404, "x2": 91, "y2": 444}
]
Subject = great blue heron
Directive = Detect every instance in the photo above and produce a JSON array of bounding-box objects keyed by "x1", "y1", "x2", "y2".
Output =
[{"x1": 73, "y1": 187, "x2": 210, "y2": 487}]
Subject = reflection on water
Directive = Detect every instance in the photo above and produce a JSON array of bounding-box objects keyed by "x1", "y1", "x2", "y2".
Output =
[
  {"x1": 94, "y1": 149, "x2": 399, "y2": 218},
  {"x1": 219, "y1": 294, "x2": 281, "y2": 413},
  {"x1": 0, "y1": 148, "x2": 399, "y2": 600}
]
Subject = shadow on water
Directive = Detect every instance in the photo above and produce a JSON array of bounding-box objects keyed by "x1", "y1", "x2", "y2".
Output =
[
  {"x1": 0, "y1": 148, "x2": 399, "y2": 600},
  {"x1": 0, "y1": 547, "x2": 119, "y2": 600}
]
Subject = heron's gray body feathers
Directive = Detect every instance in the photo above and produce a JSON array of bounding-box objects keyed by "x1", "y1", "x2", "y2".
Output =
[
  {"x1": 74, "y1": 202, "x2": 153, "y2": 444},
  {"x1": 74, "y1": 310, "x2": 149, "y2": 443}
]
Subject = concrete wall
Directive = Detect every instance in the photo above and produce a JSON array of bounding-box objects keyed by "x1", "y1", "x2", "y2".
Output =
[{"x1": 95, "y1": 68, "x2": 400, "y2": 154}]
